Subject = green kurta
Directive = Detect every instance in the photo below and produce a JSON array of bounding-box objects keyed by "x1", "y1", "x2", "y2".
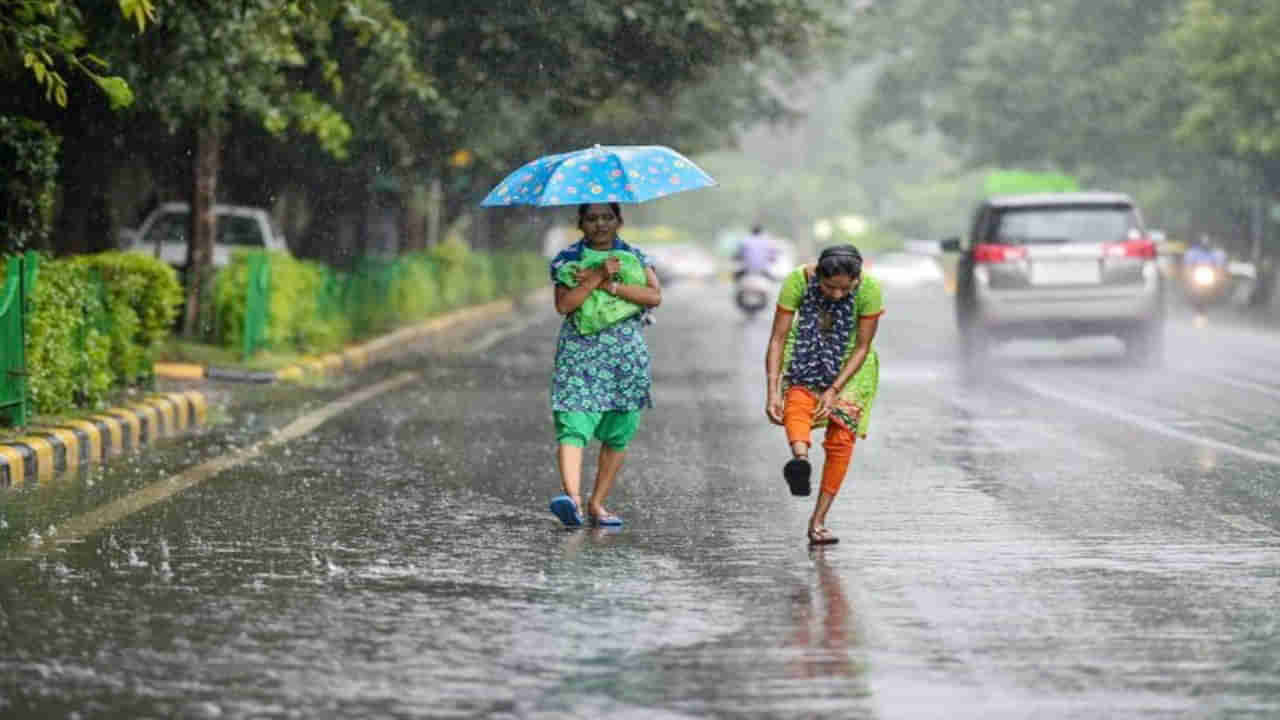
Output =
[{"x1": 778, "y1": 266, "x2": 884, "y2": 437}]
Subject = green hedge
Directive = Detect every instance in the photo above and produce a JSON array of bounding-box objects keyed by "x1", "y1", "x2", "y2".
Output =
[
  {"x1": 26, "y1": 252, "x2": 181, "y2": 415},
  {"x1": 211, "y1": 245, "x2": 547, "y2": 357}
]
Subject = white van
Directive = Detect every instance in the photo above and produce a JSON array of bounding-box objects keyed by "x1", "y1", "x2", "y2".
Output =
[{"x1": 120, "y1": 202, "x2": 289, "y2": 268}]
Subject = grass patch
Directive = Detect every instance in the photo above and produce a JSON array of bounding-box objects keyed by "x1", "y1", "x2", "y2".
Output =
[{"x1": 154, "y1": 338, "x2": 305, "y2": 372}]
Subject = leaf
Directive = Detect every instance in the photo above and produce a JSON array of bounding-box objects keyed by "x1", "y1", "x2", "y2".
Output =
[
  {"x1": 118, "y1": 0, "x2": 156, "y2": 32},
  {"x1": 93, "y1": 75, "x2": 136, "y2": 110}
]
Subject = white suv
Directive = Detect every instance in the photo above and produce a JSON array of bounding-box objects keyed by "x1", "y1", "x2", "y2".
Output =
[
  {"x1": 943, "y1": 192, "x2": 1165, "y2": 364},
  {"x1": 121, "y1": 202, "x2": 289, "y2": 268}
]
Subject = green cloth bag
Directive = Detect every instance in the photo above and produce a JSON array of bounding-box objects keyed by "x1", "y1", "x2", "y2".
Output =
[{"x1": 555, "y1": 248, "x2": 647, "y2": 334}]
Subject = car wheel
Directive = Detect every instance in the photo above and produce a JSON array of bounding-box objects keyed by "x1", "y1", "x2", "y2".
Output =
[{"x1": 1124, "y1": 321, "x2": 1164, "y2": 367}]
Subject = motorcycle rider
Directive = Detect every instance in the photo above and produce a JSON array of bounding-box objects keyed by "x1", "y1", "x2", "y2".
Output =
[
  {"x1": 735, "y1": 224, "x2": 780, "y2": 281},
  {"x1": 1182, "y1": 234, "x2": 1227, "y2": 268}
]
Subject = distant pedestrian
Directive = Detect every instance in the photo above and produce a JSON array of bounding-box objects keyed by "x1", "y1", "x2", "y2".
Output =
[
  {"x1": 546, "y1": 202, "x2": 663, "y2": 528},
  {"x1": 764, "y1": 244, "x2": 883, "y2": 545}
]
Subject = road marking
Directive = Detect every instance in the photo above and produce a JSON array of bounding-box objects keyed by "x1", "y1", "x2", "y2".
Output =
[
  {"x1": 1182, "y1": 370, "x2": 1280, "y2": 401},
  {"x1": 3, "y1": 371, "x2": 420, "y2": 566},
  {"x1": 1008, "y1": 375, "x2": 1280, "y2": 466},
  {"x1": 465, "y1": 313, "x2": 546, "y2": 353}
]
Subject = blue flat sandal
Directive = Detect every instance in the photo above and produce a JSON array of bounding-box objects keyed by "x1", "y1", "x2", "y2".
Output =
[
  {"x1": 549, "y1": 495, "x2": 584, "y2": 527},
  {"x1": 589, "y1": 512, "x2": 623, "y2": 528}
]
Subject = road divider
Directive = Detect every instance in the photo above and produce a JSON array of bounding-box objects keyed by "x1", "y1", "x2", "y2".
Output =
[{"x1": 0, "y1": 391, "x2": 208, "y2": 489}]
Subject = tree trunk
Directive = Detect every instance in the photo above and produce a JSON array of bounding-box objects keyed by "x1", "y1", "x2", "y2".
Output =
[{"x1": 183, "y1": 126, "x2": 221, "y2": 337}]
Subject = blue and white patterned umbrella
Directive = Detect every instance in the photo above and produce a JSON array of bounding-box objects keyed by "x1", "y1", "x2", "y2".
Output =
[{"x1": 480, "y1": 144, "x2": 716, "y2": 207}]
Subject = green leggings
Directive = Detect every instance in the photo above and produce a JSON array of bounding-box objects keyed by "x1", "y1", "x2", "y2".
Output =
[{"x1": 554, "y1": 410, "x2": 643, "y2": 450}]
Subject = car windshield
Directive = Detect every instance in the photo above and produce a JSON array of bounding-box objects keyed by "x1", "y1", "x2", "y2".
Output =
[
  {"x1": 217, "y1": 215, "x2": 265, "y2": 247},
  {"x1": 141, "y1": 212, "x2": 264, "y2": 247},
  {"x1": 995, "y1": 206, "x2": 1135, "y2": 245},
  {"x1": 141, "y1": 212, "x2": 188, "y2": 246}
]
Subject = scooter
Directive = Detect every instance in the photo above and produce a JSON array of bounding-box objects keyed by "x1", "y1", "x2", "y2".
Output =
[{"x1": 734, "y1": 270, "x2": 775, "y2": 318}]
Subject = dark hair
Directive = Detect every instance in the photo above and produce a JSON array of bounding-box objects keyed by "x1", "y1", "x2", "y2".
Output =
[
  {"x1": 816, "y1": 244, "x2": 862, "y2": 279},
  {"x1": 577, "y1": 202, "x2": 623, "y2": 224}
]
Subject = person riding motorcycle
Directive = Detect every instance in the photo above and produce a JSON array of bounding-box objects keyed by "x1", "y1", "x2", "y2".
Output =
[
  {"x1": 734, "y1": 225, "x2": 781, "y2": 317},
  {"x1": 1181, "y1": 235, "x2": 1230, "y2": 311},
  {"x1": 735, "y1": 225, "x2": 780, "y2": 281}
]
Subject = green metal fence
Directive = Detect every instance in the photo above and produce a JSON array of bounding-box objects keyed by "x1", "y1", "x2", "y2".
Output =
[
  {"x1": 0, "y1": 252, "x2": 37, "y2": 426},
  {"x1": 242, "y1": 251, "x2": 270, "y2": 360},
  {"x1": 236, "y1": 249, "x2": 543, "y2": 360}
]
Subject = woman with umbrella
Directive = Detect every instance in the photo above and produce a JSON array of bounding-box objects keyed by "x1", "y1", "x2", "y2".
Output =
[
  {"x1": 481, "y1": 145, "x2": 715, "y2": 527},
  {"x1": 546, "y1": 202, "x2": 662, "y2": 527},
  {"x1": 764, "y1": 245, "x2": 883, "y2": 546}
]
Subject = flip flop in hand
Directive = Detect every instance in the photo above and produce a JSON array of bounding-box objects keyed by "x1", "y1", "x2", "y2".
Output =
[{"x1": 784, "y1": 457, "x2": 812, "y2": 496}]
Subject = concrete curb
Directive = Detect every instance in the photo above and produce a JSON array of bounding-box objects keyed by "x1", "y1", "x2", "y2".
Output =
[
  {"x1": 155, "y1": 294, "x2": 536, "y2": 384},
  {"x1": 0, "y1": 391, "x2": 209, "y2": 489}
]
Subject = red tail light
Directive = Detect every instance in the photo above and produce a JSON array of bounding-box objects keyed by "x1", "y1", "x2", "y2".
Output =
[
  {"x1": 1104, "y1": 238, "x2": 1156, "y2": 259},
  {"x1": 973, "y1": 243, "x2": 1027, "y2": 264}
]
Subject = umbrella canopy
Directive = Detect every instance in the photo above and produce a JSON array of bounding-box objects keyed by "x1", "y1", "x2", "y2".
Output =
[{"x1": 480, "y1": 144, "x2": 716, "y2": 207}]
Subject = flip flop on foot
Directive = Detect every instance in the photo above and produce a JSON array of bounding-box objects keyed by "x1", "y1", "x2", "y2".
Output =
[
  {"x1": 783, "y1": 457, "x2": 812, "y2": 496},
  {"x1": 549, "y1": 495, "x2": 584, "y2": 527},
  {"x1": 588, "y1": 511, "x2": 623, "y2": 528},
  {"x1": 807, "y1": 527, "x2": 839, "y2": 546}
]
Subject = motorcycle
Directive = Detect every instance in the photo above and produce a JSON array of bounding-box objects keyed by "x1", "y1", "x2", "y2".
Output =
[
  {"x1": 734, "y1": 269, "x2": 775, "y2": 318},
  {"x1": 1179, "y1": 259, "x2": 1231, "y2": 312}
]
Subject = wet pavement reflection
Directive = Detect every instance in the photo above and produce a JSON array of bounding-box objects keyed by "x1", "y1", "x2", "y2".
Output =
[{"x1": 2, "y1": 279, "x2": 1280, "y2": 717}]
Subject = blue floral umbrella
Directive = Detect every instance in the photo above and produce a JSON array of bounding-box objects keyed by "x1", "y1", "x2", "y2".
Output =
[{"x1": 480, "y1": 144, "x2": 716, "y2": 207}]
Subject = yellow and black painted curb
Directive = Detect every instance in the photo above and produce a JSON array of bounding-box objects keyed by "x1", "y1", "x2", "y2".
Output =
[
  {"x1": 155, "y1": 294, "x2": 531, "y2": 384},
  {"x1": 0, "y1": 391, "x2": 208, "y2": 490}
]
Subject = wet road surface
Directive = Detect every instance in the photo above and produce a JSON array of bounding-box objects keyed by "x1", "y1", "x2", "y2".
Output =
[{"x1": 2, "y1": 274, "x2": 1280, "y2": 718}]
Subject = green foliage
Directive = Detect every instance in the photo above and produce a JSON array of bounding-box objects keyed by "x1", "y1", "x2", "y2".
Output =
[
  {"x1": 427, "y1": 239, "x2": 471, "y2": 311},
  {"x1": 1, "y1": 0, "x2": 150, "y2": 107},
  {"x1": 71, "y1": 252, "x2": 182, "y2": 383},
  {"x1": 463, "y1": 253, "x2": 497, "y2": 305},
  {"x1": 0, "y1": 117, "x2": 59, "y2": 252},
  {"x1": 209, "y1": 248, "x2": 546, "y2": 356},
  {"x1": 214, "y1": 251, "x2": 350, "y2": 356},
  {"x1": 491, "y1": 251, "x2": 547, "y2": 298},
  {"x1": 846, "y1": 0, "x2": 1277, "y2": 244},
  {"x1": 25, "y1": 252, "x2": 174, "y2": 415},
  {"x1": 388, "y1": 257, "x2": 442, "y2": 326},
  {"x1": 26, "y1": 259, "x2": 110, "y2": 414},
  {"x1": 1174, "y1": 0, "x2": 1280, "y2": 159}
]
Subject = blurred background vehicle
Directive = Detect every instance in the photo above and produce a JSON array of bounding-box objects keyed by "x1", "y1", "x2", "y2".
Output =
[
  {"x1": 121, "y1": 202, "x2": 289, "y2": 269},
  {"x1": 864, "y1": 250, "x2": 945, "y2": 289},
  {"x1": 942, "y1": 192, "x2": 1165, "y2": 365},
  {"x1": 646, "y1": 243, "x2": 718, "y2": 284}
]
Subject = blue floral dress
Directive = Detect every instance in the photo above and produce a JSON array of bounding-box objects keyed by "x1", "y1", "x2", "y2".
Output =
[{"x1": 549, "y1": 237, "x2": 654, "y2": 412}]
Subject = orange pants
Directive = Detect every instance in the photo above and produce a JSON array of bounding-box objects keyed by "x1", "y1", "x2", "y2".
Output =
[{"x1": 783, "y1": 386, "x2": 856, "y2": 497}]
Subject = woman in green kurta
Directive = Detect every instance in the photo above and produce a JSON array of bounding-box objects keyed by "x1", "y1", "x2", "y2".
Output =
[{"x1": 764, "y1": 245, "x2": 883, "y2": 545}]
